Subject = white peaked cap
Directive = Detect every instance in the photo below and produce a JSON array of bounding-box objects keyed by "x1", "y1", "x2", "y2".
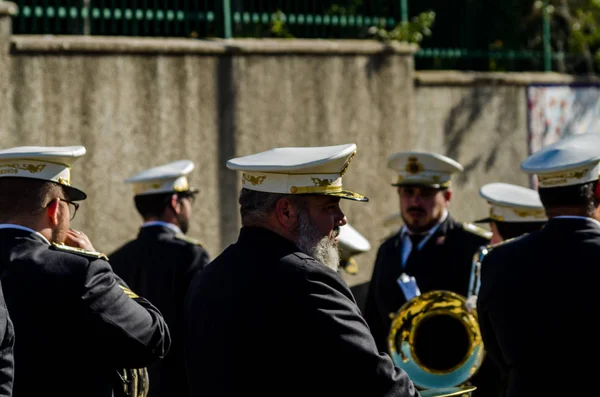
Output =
[
  {"x1": 0, "y1": 145, "x2": 87, "y2": 200},
  {"x1": 125, "y1": 160, "x2": 197, "y2": 196},
  {"x1": 337, "y1": 223, "x2": 371, "y2": 259},
  {"x1": 474, "y1": 182, "x2": 547, "y2": 223},
  {"x1": 521, "y1": 133, "x2": 600, "y2": 188},
  {"x1": 227, "y1": 143, "x2": 368, "y2": 202},
  {"x1": 387, "y1": 151, "x2": 463, "y2": 189}
]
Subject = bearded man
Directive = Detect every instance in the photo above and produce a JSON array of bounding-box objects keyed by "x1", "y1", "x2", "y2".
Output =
[{"x1": 183, "y1": 144, "x2": 420, "y2": 397}]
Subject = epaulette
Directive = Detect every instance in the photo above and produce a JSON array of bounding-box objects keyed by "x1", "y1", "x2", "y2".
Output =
[
  {"x1": 486, "y1": 233, "x2": 526, "y2": 252},
  {"x1": 50, "y1": 242, "x2": 109, "y2": 261},
  {"x1": 174, "y1": 233, "x2": 204, "y2": 247},
  {"x1": 462, "y1": 222, "x2": 492, "y2": 240},
  {"x1": 340, "y1": 257, "x2": 359, "y2": 275},
  {"x1": 118, "y1": 285, "x2": 140, "y2": 299}
]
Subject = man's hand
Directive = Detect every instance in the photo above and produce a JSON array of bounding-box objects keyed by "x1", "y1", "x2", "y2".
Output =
[{"x1": 65, "y1": 229, "x2": 96, "y2": 252}]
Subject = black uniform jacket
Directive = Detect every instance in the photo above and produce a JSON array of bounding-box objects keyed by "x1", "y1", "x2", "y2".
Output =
[
  {"x1": 110, "y1": 225, "x2": 210, "y2": 397},
  {"x1": 0, "y1": 228, "x2": 171, "y2": 397},
  {"x1": 184, "y1": 226, "x2": 419, "y2": 397},
  {"x1": 477, "y1": 217, "x2": 600, "y2": 397},
  {"x1": 364, "y1": 215, "x2": 489, "y2": 353},
  {"x1": 0, "y1": 283, "x2": 14, "y2": 397}
]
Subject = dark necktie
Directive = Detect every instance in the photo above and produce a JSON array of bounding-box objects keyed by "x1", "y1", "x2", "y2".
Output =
[{"x1": 404, "y1": 233, "x2": 427, "y2": 272}]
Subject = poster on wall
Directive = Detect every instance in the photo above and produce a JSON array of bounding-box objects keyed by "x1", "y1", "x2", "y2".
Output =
[{"x1": 527, "y1": 84, "x2": 600, "y2": 155}]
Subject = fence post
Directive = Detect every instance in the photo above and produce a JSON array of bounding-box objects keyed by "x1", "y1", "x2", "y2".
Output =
[
  {"x1": 542, "y1": 0, "x2": 551, "y2": 71},
  {"x1": 400, "y1": 0, "x2": 408, "y2": 23},
  {"x1": 222, "y1": 0, "x2": 232, "y2": 38},
  {"x1": 0, "y1": 2, "x2": 17, "y2": 133}
]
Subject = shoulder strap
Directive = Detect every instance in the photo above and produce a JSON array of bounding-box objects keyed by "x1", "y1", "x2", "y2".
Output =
[
  {"x1": 174, "y1": 233, "x2": 204, "y2": 247},
  {"x1": 462, "y1": 222, "x2": 493, "y2": 240},
  {"x1": 486, "y1": 233, "x2": 526, "y2": 252},
  {"x1": 50, "y1": 242, "x2": 109, "y2": 261}
]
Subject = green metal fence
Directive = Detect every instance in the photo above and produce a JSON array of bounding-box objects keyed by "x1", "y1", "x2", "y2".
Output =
[
  {"x1": 10, "y1": 0, "x2": 555, "y2": 72},
  {"x1": 12, "y1": 1, "x2": 402, "y2": 38}
]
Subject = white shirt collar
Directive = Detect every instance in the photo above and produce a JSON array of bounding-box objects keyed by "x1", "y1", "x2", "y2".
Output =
[
  {"x1": 141, "y1": 221, "x2": 182, "y2": 235},
  {"x1": 0, "y1": 224, "x2": 51, "y2": 245},
  {"x1": 552, "y1": 215, "x2": 600, "y2": 229}
]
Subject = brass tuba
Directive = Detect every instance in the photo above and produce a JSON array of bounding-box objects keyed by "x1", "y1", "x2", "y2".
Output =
[
  {"x1": 115, "y1": 368, "x2": 150, "y2": 397},
  {"x1": 387, "y1": 245, "x2": 490, "y2": 391}
]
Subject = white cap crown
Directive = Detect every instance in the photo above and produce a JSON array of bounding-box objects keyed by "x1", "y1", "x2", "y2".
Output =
[
  {"x1": 521, "y1": 133, "x2": 600, "y2": 188},
  {"x1": 227, "y1": 143, "x2": 367, "y2": 202},
  {"x1": 388, "y1": 151, "x2": 463, "y2": 188},
  {"x1": 476, "y1": 182, "x2": 546, "y2": 223},
  {"x1": 337, "y1": 223, "x2": 371, "y2": 259},
  {"x1": 0, "y1": 145, "x2": 87, "y2": 200},
  {"x1": 125, "y1": 160, "x2": 196, "y2": 196}
]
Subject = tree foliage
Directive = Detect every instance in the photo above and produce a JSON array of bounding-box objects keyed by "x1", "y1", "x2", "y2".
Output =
[{"x1": 368, "y1": 11, "x2": 436, "y2": 45}]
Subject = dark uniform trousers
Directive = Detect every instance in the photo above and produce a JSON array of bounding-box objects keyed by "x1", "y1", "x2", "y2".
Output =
[
  {"x1": 184, "y1": 226, "x2": 420, "y2": 397},
  {"x1": 0, "y1": 228, "x2": 171, "y2": 397},
  {"x1": 478, "y1": 217, "x2": 600, "y2": 397},
  {"x1": 364, "y1": 215, "x2": 502, "y2": 397},
  {"x1": 110, "y1": 225, "x2": 210, "y2": 397}
]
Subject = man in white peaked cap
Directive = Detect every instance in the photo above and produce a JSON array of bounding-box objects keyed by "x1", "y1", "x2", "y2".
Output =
[
  {"x1": 184, "y1": 143, "x2": 421, "y2": 397},
  {"x1": 466, "y1": 183, "x2": 547, "y2": 397},
  {"x1": 0, "y1": 146, "x2": 171, "y2": 397},
  {"x1": 477, "y1": 132, "x2": 600, "y2": 397},
  {"x1": 363, "y1": 151, "x2": 491, "y2": 394},
  {"x1": 109, "y1": 159, "x2": 209, "y2": 397},
  {"x1": 474, "y1": 182, "x2": 547, "y2": 245}
]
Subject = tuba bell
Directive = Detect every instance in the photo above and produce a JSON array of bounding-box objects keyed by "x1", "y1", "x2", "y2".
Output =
[
  {"x1": 387, "y1": 245, "x2": 490, "y2": 391},
  {"x1": 115, "y1": 367, "x2": 150, "y2": 397}
]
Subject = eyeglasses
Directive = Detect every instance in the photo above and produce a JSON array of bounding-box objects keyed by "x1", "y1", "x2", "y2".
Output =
[{"x1": 61, "y1": 198, "x2": 80, "y2": 221}]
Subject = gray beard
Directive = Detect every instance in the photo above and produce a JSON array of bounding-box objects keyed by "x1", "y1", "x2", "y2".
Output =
[{"x1": 295, "y1": 211, "x2": 340, "y2": 272}]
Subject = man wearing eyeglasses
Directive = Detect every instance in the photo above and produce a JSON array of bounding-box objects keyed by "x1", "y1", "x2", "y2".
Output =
[
  {"x1": 0, "y1": 145, "x2": 171, "y2": 397},
  {"x1": 109, "y1": 160, "x2": 210, "y2": 397}
]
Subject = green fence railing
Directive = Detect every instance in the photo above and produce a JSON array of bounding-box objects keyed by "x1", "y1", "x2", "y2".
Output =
[
  {"x1": 10, "y1": 1, "x2": 555, "y2": 72},
  {"x1": 11, "y1": 1, "x2": 402, "y2": 39}
]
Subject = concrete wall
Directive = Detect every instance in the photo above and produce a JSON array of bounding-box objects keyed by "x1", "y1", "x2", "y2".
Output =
[
  {"x1": 0, "y1": 6, "x2": 590, "y2": 288},
  {"x1": 0, "y1": 10, "x2": 418, "y2": 289}
]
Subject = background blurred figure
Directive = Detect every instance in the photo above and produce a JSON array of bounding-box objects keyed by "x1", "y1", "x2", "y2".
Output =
[
  {"x1": 110, "y1": 160, "x2": 210, "y2": 397},
  {"x1": 0, "y1": 145, "x2": 170, "y2": 397},
  {"x1": 477, "y1": 133, "x2": 600, "y2": 397},
  {"x1": 364, "y1": 151, "x2": 490, "y2": 353},
  {"x1": 184, "y1": 143, "x2": 420, "y2": 397},
  {"x1": 337, "y1": 222, "x2": 371, "y2": 276},
  {"x1": 364, "y1": 151, "x2": 491, "y2": 395},
  {"x1": 337, "y1": 222, "x2": 372, "y2": 310},
  {"x1": 474, "y1": 182, "x2": 547, "y2": 244}
]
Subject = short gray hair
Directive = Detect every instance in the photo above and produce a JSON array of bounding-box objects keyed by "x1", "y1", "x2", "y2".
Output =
[{"x1": 238, "y1": 188, "x2": 306, "y2": 226}]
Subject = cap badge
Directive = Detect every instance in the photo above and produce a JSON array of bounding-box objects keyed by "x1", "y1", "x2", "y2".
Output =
[
  {"x1": 242, "y1": 174, "x2": 266, "y2": 186},
  {"x1": 405, "y1": 156, "x2": 424, "y2": 175},
  {"x1": 311, "y1": 177, "x2": 333, "y2": 187},
  {"x1": 57, "y1": 177, "x2": 71, "y2": 186},
  {"x1": 537, "y1": 168, "x2": 588, "y2": 187},
  {"x1": 0, "y1": 163, "x2": 46, "y2": 174}
]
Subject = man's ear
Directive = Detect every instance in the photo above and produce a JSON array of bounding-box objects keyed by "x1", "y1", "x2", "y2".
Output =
[
  {"x1": 169, "y1": 194, "x2": 180, "y2": 214},
  {"x1": 46, "y1": 198, "x2": 60, "y2": 226},
  {"x1": 274, "y1": 197, "x2": 298, "y2": 228},
  {"x1": 443, "y1": 189, "x2": 453, "y2": 202}
]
